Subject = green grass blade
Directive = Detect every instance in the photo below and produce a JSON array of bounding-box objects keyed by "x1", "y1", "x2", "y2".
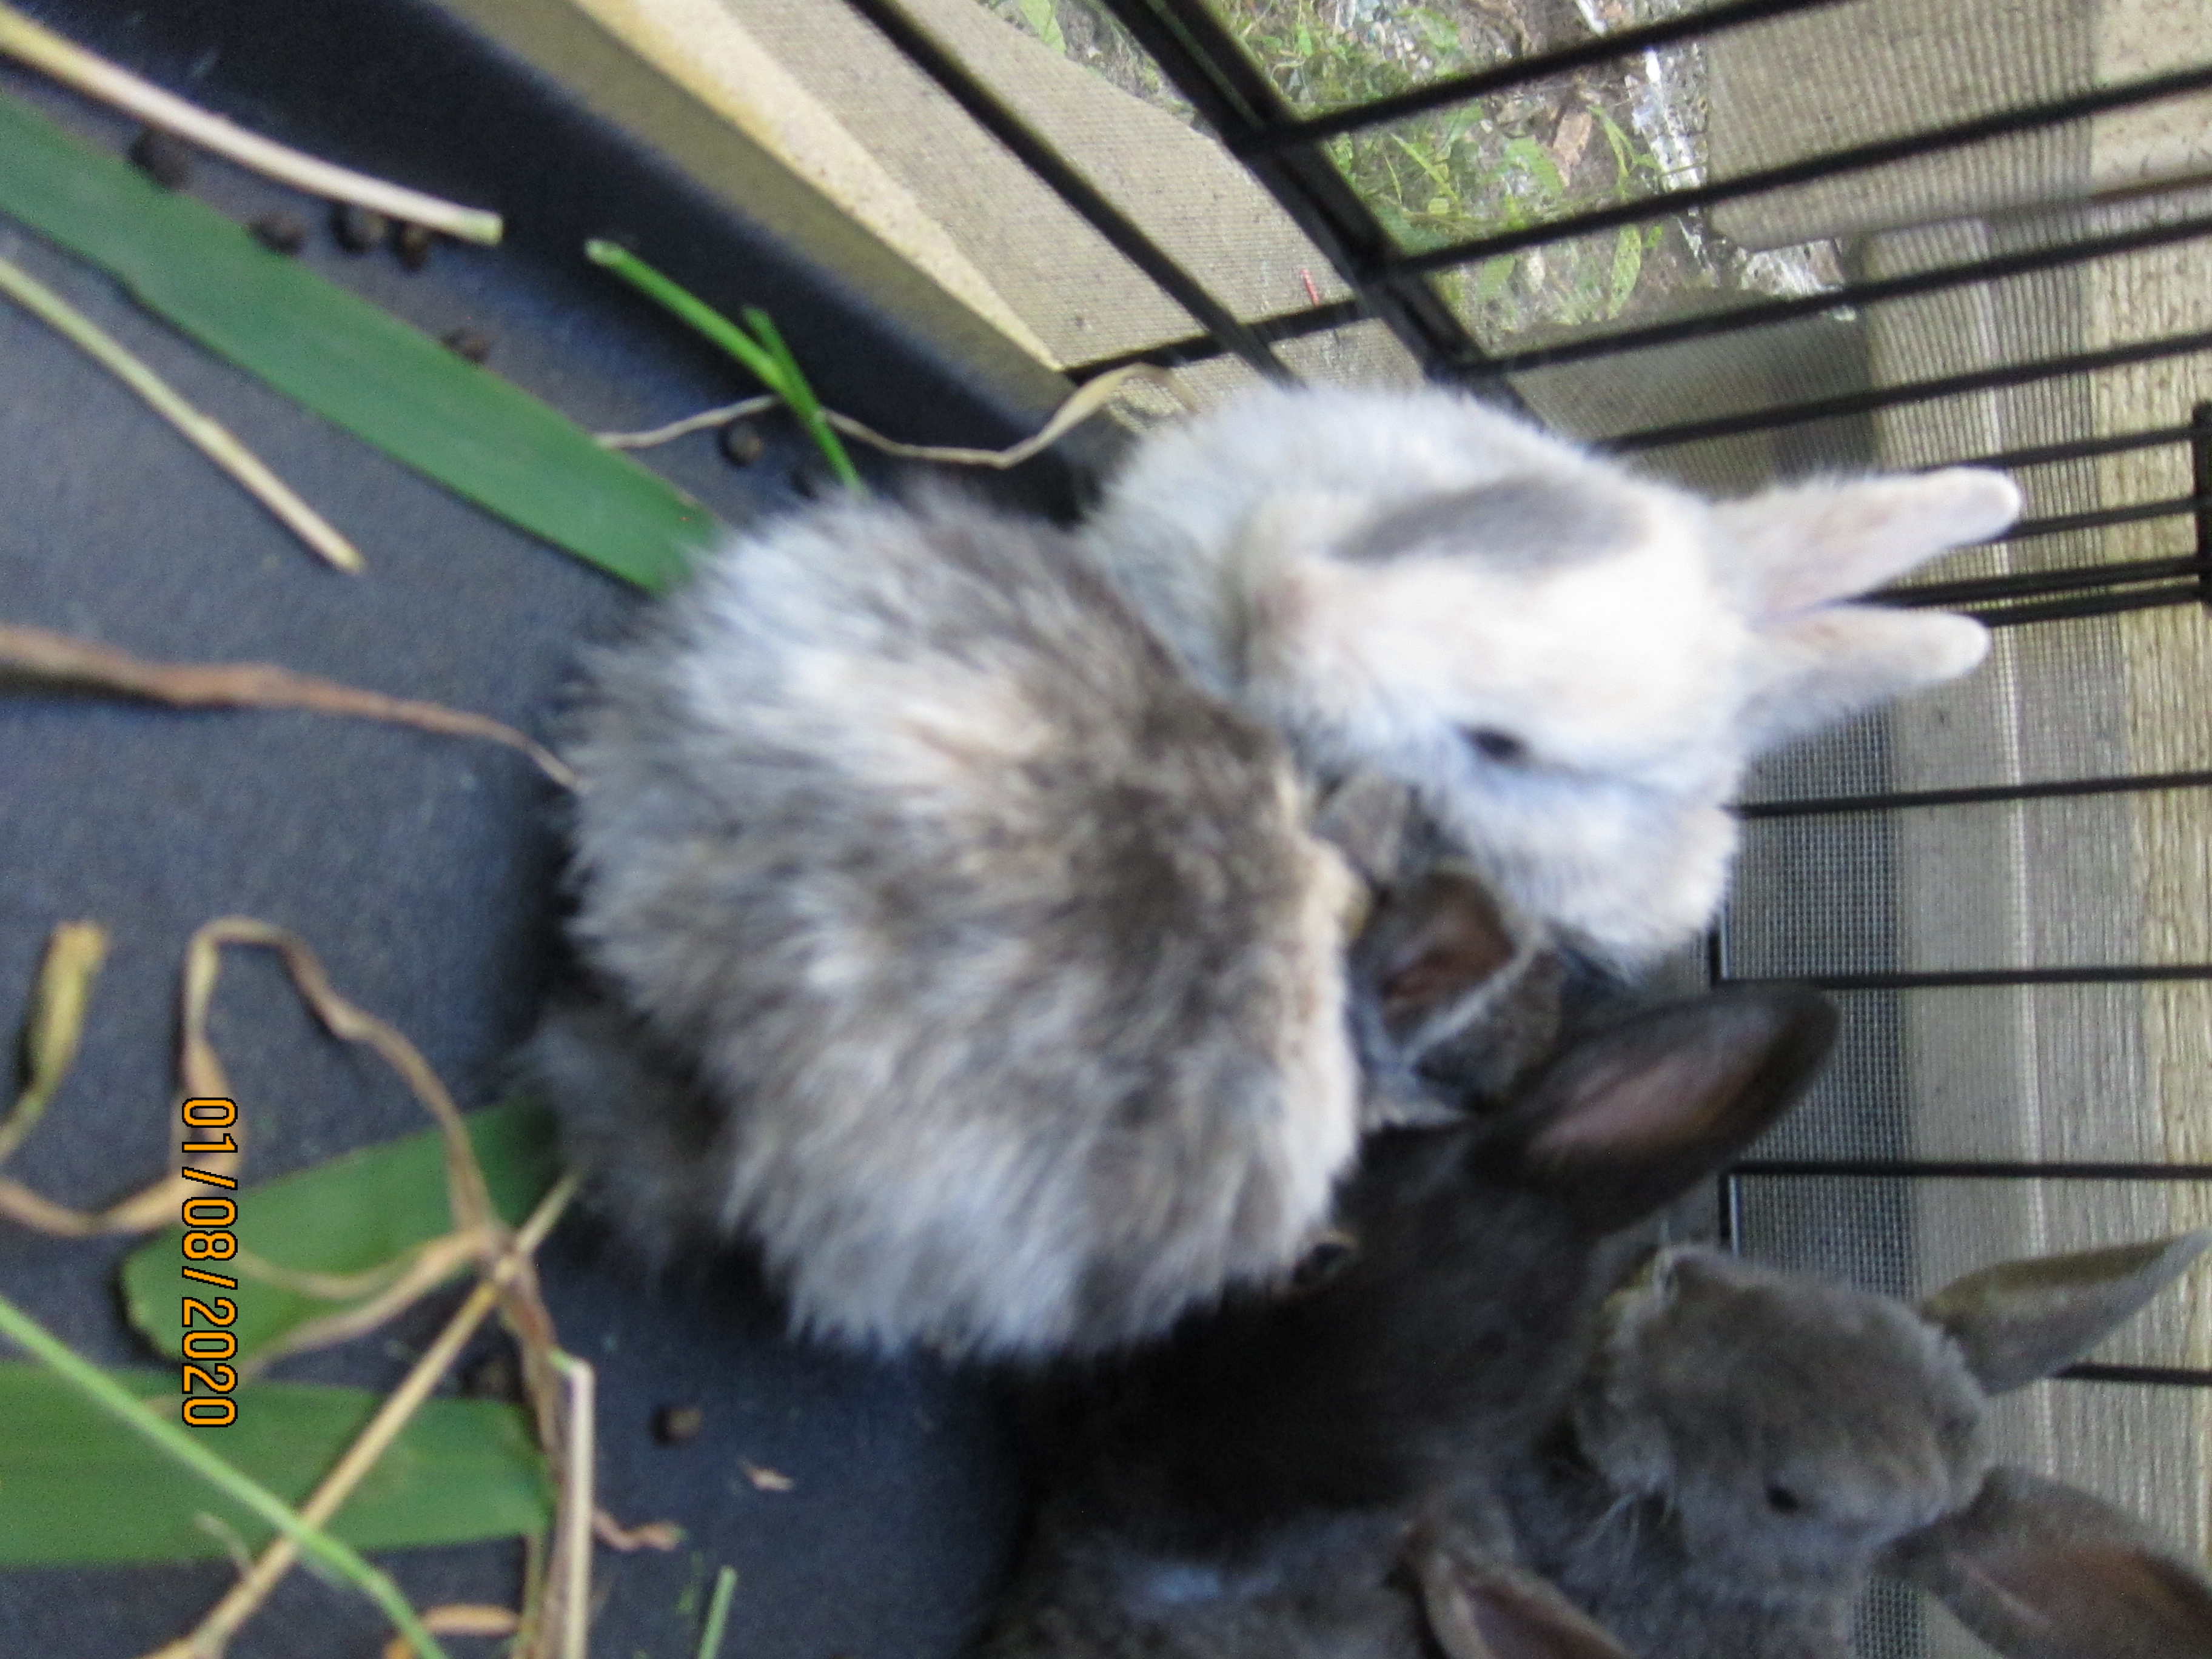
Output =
[
  {"x1": 742, "y1": 306, "x2": 862, "y2": 492},
  {"x1": 122, "y1": 1096, "x2": 561, "y2": 1362},
  {"x1": 585, "y1": 239, "x2": 786, "y2": 392},
  {"x1": 0, "y1": 1363, "x2": 549, "y2": 1566},
  {"x1": 0, "y1": 88, "x2": 717, "y2": 592},
  {"x1": 696, "y1": 1564, "x2": 739, "y2": 1659},
  {"x1": 586, "y1": 240, "x2": 862, "y2": 491},
  {"x1": 0, "y1": 1305, "x2": 449, "y2": 1657}
]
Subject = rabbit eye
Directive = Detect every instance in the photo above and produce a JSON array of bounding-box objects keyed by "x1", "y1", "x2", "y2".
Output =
[
  {"x1": 1763, "y1": 1484, "x2": 1805, "y2": 1516},
  {"x1": 1460, "y1": 727, "x2": 1529, "y2": 766},
  {"x1": 1290, "y1": 1233, "x2": 1358, "y2": 1293}
]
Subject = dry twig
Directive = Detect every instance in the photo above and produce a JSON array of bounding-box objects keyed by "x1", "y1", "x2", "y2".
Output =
[
  {"x1": 592, "y1": 1510, "x2": 683, "y2": 1552},
  {"x1": 380, "y1": 1606, "x2": 523, "y2": 1659},
  {"x1": 0, "y1": 915, "x2": 248, "y2": 1236},
  {"x1": 0, "y1": 2, "x2": 501, "y2": 244},
  {"x1": 0, "y1": 921, "x2": 106, "y2": 1170},
  {"x1": 597, "y1": 361, "x2": 1192, "y2": 466},
  {"x1": 0, "y1": 622, "x2": 574, "y2": 787},
  {"x1": 0, "y1": 253, "x2": 363, "y2": 572}
]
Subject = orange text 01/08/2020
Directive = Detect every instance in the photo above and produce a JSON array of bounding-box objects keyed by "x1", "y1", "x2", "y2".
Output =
[{"x1": 178, "y1": 1096, "x2": 240, "y2": 1427}]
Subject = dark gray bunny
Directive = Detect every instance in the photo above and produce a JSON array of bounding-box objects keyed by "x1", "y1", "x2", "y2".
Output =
[
  {"x1": 1488, "y1": 1233, "x2": 2212, "y2": 1657},
  {"x1": 977, "y1": 985, "x2": 1838, "y2": 1659},
  {"x1": 533, "y1": 487, "x2": 1556, "y2": 1362}
]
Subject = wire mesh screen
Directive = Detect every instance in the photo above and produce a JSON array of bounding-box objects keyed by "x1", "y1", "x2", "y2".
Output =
[{"x1": 671, "y1": 0, "x2": 2212, "y2": 1651}]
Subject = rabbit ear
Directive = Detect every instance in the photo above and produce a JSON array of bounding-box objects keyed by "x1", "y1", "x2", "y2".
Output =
[
  {"x1": 1312, "y1": 770, "x2": 1417, "y2": 885},
  {"x1": 1917, "y1": 1232, "x2": 2212, "y2": 1394},
  {"x1": 1883, "y1": 1466, "x2": 2212, "y2": 1658},
  {"x1": 1713, "y1": 469, "x2": 2022, "y2": 615},
  {"x1": 1504, "y1": 985, "x2": 1836, "y2": 1230},
  {"x1": 1358, "y1": 867, "x2": 1521, "y2": 1041},
  {"x1": 1413, "y1": 1532, "x2": 1635, "y2": 1659},
  {"x1": 1736, "y1": 605, "x2": 1989, "y2": 755}
]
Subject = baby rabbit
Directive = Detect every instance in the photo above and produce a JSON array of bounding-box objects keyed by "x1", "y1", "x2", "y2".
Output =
[
  {"x1": 980, "y1": 984, "x2": 1838, "y2": 1659},
  {"x1": 1081, "y1": 383, "x2": 2022, "y2": 962},
  {"x1": 535, "y1": 487, "x2": 1545, "y2": 1360},
  {"x1": 1489, "y1": 1233, "x2": 2212, "y2": 1657}
]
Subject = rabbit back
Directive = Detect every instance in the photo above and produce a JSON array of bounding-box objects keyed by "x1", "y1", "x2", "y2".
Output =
[
  {"x1": 553, "y1": 489, "x2": 1361, "y2": 1358},
  {"x1": 982, "y1": 1500, "x2": 1419, "y2": 1659}
]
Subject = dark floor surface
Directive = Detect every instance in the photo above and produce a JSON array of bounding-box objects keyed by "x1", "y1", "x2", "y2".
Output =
[{"x1": 0, "y1": 4, "x2": 1056, "y2": 1653}]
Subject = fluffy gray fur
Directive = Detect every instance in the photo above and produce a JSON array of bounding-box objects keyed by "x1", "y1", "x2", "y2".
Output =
[
  {"x1": 1082, "y1": 383, "x2": 2021, "y2": 964},
  {"x1": 540, "y1": 488, "x2": 1367, "y2": 1360},
  {"x1": 1487, "y1": 1236, "x2": 2212, "y2": 1657}
]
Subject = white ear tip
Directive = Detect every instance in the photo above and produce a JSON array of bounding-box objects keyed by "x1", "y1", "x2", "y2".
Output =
[
  {"x1": 1914, "y1": 609, "x2": 1992, "y2": 682},
  {"x1": 1921, "y1": 468, "x2": 2025, "y2": 545}
]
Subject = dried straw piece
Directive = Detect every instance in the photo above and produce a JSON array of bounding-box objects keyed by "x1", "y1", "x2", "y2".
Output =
[
  {"x1": 593, "y1": 1510, "x2": 683, "y2": 1552},
  {"x1": 0, "y1": 3, "x2": 500, "y2": 244},
  {"x1": 824, "y1": 363, "x2": 1191, "y2": 469},
  {"x1": 0, "y1": 252, "x2": 363, "y2": 572},
  {"x1": 597, "y1": 394, "x2": 779, "y2": 451},
  {"x1": 0, "y1": 915, "x2": 245, "y2": 1238},
  {"x1": 596, "y1": 361, "x2": 1193, "y2": 466},
  {"x1": 381, "y1": 1606, "x2": 524, "y2": 1659},
  {"x1": 548, "y1": 1356, "x2": 598, "y2": 1659},
  {"x1": 0, "y1": 915, "x2": 504, "y2": 1241},
  {"x1": 0, "y1": 623, "x2": 574, "y2": 788},
  {"x1": 237, "y1": 1229, "x2": 492, "y2": 1375},
  {"x1": 0, "y1": 921, "x2": 107, "y2": 1170}
]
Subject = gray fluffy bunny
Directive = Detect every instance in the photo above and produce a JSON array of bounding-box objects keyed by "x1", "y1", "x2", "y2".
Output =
[
  {"x1": 979, "y1": 985, "x2": 1838, "y2": 1659},
  {"x1": 1082, "y1": 383, "x2": 2021, "y2": 964},
  {"x1": 1487, "y1": 1233, "x2": 2212, "y2": 1657},
  {"x1": 534, "y1": 488, "x2": 1549, "y2": 1360}
]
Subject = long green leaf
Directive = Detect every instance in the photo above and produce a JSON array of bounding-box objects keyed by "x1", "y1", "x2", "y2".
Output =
[
  {"x1": 0, "y1": 88, "x2": 717, "y2": 591},
  {"x1": 122, "y1": 1097, "x2": 561, "y2": 1362},
  {"x1": 0, "y1": 1364, "x2": 549, "y2": 1566}
]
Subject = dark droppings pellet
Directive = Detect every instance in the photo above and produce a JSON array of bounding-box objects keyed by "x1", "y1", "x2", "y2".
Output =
[
  {"x1": 652, "y1": 1403, "x2": 704, "y2": 1446},
  {"x1": 1287, "y1": 1231, "x2": 1359, "y2": 1294},
  {"x1": 441, "y1": 326, "x2": 493, "y2": 364},
  {"x1": 249, "y1": 212, "x2": 308, "y2": 255},
  {"x1": 128, "y1": 129, "x2": 194, "y2": 190},
  {"x1": 333, "y1": 201, "x2": 389, "y2": 253},
  {"x1": 718, "y1": 419, "x2": 766, "y2": 468},
  {"x1": 394, "y1": 222, "x2": 435, "y2": 271},
  {"x1": 461, "y1": 1350, "x2": 520, "y2": 1401}
]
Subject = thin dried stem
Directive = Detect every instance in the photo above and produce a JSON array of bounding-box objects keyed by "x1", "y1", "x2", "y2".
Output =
[
  {"x1": 225, "y1": 1231, "x2": 481, "y2": 1304},
  {"x1": 238, "y1": 1229, "x2": 495, "y2": 1375},
  {"x1": 528, "y1": 1353, "x2": 598, "y2": 1659},
  {"x1": 825, "y1": 363, "x2": 1188, "y2": 468},
  {"x1": 0, "y1": 623, "x2": 574, "y2": 787},
  {"x1": 381, "y1": 1606, "x2": 524, "y2": 1659},
  {"x1": 0, "y1": 253, "x2": 363, "y2": 571},
  {"x1": 595, "y1": 394, "x2": 778, "y2": 451},
  {"x1": 594, "y1": 362, "x2": 1188, "y2": 464},
  {"x1": 592, "y1": 1510, "x2": 683, "y2": 1552},
  {"x1": 0, "y1": 4, "x2": 500, "y2": 243},
  {"x1": 0, "y1": 916, "x2": 248, "y2": 1238},
  {"x1": 0, "y1": 921, "x2": 106, "y2": 1170}
]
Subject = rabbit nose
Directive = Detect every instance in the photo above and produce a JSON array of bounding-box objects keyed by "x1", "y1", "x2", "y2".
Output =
[{"x1": 1554, "y1": 943, "x2": 1635, "y2": 1004}]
